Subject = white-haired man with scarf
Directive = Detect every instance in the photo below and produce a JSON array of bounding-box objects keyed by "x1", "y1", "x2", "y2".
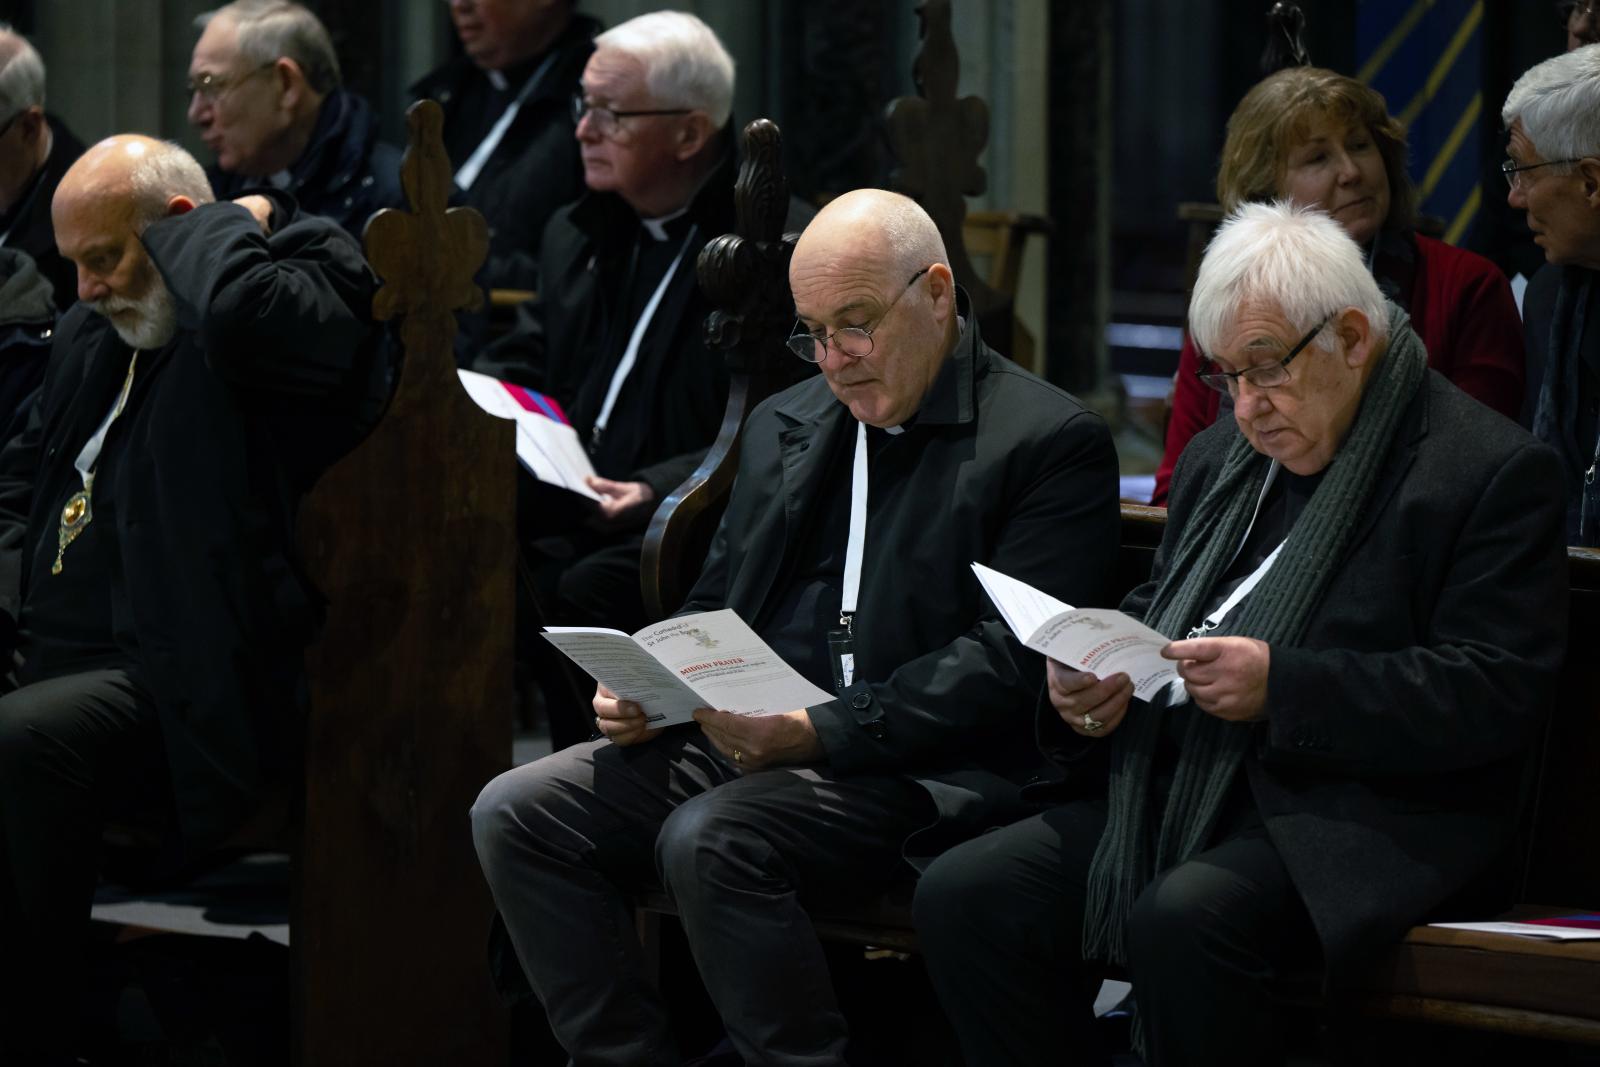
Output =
[{"x1": 914, "y1": 200, "x2": 1569, "y2": 1067}]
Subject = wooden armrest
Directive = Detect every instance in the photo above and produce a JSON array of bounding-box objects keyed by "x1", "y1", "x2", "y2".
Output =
[{"x1": 488, "y1": 288, "x2": 536, "y2": 309}]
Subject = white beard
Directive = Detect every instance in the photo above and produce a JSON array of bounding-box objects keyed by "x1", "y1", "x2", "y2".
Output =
[{"x1": 89, "y1": 281, "x2": 178, "y2": 350}]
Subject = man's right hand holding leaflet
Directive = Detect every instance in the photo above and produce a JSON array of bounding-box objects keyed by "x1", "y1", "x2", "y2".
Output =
[
  {"x1": 1047, "y1": 660, "x2": 1134, "y2": 738},
  {"x1": 593, "y1": 683, "x2": 662, "y2": 747}
]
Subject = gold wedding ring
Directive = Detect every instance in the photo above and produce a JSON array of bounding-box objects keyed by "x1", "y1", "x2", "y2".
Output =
[
  {"x1": 733, "y1": 749, "x2": 744, "y2": 764},
  {"x1": 1081, "y1": 713, "x2": 1103, "y2": 733}
]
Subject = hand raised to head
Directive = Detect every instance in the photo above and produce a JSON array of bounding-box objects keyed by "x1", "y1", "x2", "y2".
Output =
[{"x1": 231, "y1": 194, "x2": 274, "y2": 235}]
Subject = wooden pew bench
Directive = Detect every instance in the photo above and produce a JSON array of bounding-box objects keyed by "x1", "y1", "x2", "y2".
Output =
[{"x1": 638, "y1": 507, "x2": 1600, "y2": 1050}]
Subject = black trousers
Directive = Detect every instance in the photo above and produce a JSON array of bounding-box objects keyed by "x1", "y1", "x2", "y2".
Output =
[
  {"x1": 0, "y1": 667, "x2": 166, "y2": 1064},
  {"x1": 519, "y1": 470, "x2": 652, "y2": 749},
  {"x1": 471, "y1": 728, "x2": 934, "y2": 1067},
  {"x1": 914, "y1": 798, "x2": 1317, "y2": 1067}
]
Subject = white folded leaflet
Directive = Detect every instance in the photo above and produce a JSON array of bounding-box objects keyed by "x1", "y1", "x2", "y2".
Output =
[
  {"x1": 543, "y1": 609, "x2": 835, "y2": 727},
  {"x1": 1426, "y1": 919, "x2": 1600, "y2": 941},
  {"x1": 457, "y1": 368, "x2": 601, "y2": 501},
  {"x1": 971, "y1": 562, "x2": 1186, "y2": 703}
]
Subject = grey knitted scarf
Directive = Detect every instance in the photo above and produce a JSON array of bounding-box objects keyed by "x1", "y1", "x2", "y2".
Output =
[
  {"x1": 1531, "y1": 268, "x2": 1598, "y2": 544},
  {"x1": 1081, "y1": 303, "x2": 1427, "y2": 967}
]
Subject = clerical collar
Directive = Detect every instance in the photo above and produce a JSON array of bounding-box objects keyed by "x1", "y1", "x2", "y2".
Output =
[
  {"x1": 486, "y1": 49, "x2": 549, "y2": 95},
  {"x1": 640, "y1": 204, "x2": 690, "y2": 241},
  {"x1": 268, "y1": 170, "x2": 293, "y2": 190}
]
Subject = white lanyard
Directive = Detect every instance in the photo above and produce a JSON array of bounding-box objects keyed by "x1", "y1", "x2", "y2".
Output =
[
  {"x1": 592, "y1": 225, "x2": 697, "y2": 437},
  {"x1": 1188, "y1": 460, "x2": 1284, "y2": 638},
  {"x1": 841, "y1": 420, "x2": 869, "y2": 625},
  {"x1": 74, "y1": 351, "x2": 140, "y2": 488},
  {"x1": 454, "y1": 50, "x2": 558, "y2": 191}
]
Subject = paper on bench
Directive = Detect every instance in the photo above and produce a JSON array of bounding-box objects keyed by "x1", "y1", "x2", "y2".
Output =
[
  {"x1": 972, "y1": 562, "x2": 1185, "y2": 703},
  {"x1": 543, "y1": 609, "x2": 835, "y2": 727},
  {"x1": 457, "y1": 368, "x2": 602, "y2": 501},
  {"x1": 1428, "y1": 915, "x2": 1600, "y2": 941}
]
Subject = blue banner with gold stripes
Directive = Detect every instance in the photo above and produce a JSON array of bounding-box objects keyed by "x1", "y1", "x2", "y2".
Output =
[{"x1": 1358, "y1": 0, "x2": 1484, "y2": 246}]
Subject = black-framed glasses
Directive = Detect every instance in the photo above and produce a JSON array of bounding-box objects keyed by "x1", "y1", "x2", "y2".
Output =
[
  {"x1": 1195, "y1": 315, "x2": 1329, "y2": 396},
  {"x1": 185, "y1": 62, "x2": 276, "y2": 104},
  {"x1": 786, "y1": 268, "x2": 930, "y2": 364},
  {"x1": 1503, "y1": 156, "x2": 1586, "y2": 190},
  {"x1": 570, "y1": 94, "x2": 692, "y2": 139}
]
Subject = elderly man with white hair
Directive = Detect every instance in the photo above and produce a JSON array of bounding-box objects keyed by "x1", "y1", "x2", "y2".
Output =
[
  {"x1": 187, "y1": 0, "x2": 403, "y2": 238},
  {"x1": 0, "y1": 23, "x2": 85, "y2": 310},
  {"x1": 913, "y1": 201, "x2": 1569, "y2": 1067},
  {"x1": 472, "y1": 187, "x2": 1120, "y2": 1065},
  {"x1": 1503, "y1": 44, "x2": 1600, "y2": 545},
  {"x1": 0, "y1": 135, "x2": 386, "y2": 1064},
  {"x1": 475, "y1": 11, "x2": 811, "y2": 747}
]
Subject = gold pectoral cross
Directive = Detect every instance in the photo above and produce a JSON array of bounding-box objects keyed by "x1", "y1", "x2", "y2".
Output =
[
  {"x1": 52, "y1": 350, "x2": 139, "y2": 576},
  {"x1": 52, "y1": 474, "x2": 94, "y2": 575}
]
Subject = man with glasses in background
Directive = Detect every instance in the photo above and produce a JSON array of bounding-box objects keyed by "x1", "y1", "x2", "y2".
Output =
[
  {"x1": 0, "y1": 24, "x2": 84, "y2": 311},
  {"x1": 415, "y1": 0, "x2": 598, "y2": 291},
  {"x1": 473, "y1": 11, "x2": 811, "y2": 747},
  {"x1": 187, "y1": 1, "x2": 403, "y2": 239},
  {"x1": 1503, "y1": 44, "x2": 1600, "y2": 544},
  {"x1": 471, "y1": 187, "x2": 1119, "y2": 1065}
]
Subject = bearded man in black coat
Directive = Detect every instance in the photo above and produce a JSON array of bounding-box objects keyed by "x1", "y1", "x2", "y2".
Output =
[{"x1": 0, "y1": 134, "x2": 385, "y2": 1065}]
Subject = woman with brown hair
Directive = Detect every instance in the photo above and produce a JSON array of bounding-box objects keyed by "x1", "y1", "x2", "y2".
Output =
[{"x1": 1152, "y1": 66, "x2": 1525, "y2": 505}]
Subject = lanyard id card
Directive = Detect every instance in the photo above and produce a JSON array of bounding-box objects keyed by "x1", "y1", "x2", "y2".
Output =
[
  {"x1": 828, "y1": 621, "x2": 856, "y2": 690},
  {"x1": 830, "y1": 421, "x2": 869, "y2": 692}
]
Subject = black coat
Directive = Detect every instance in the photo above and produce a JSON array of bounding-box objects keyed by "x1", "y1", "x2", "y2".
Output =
[
  {"x1": 412, "y1": 16, "x2": 598, "y2": 291},
  {"x1": 681, "y1": 310, "x2": 1123, "y2": 853},
  {"x1": 0, "y1": 196, "x2": 385, "y2": 850},
  {"x1": 0, "y1": 114, "x2": 85, "y2": 313},
  {"x1": 0, "y1": 248, "x2": 55, "y2": 445},
  {"x1": 473, "y1": 150, "x2": 747, "y2": 499},
  {"x1": 208, "y1": 89, "x2": 404, "y2": 241},
  {"x1": 1053, "y1": 373, "x2": 1568, "y2": 979}
]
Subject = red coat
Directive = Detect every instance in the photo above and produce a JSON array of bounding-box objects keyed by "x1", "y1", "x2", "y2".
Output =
[{"x1": 1152, "y1": 233, "x2": 1526, "y2": 505}]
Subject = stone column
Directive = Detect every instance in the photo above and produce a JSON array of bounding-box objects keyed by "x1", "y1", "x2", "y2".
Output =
[{"x1": 1048, "y1": 0, "x2": 1112, "y2": 399}]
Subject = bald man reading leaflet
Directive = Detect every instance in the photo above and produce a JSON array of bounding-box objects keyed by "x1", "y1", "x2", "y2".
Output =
[
  {"x1": 471, "y1": 189, "x2": 1121, "y2": 1065},
  {"x1": 0, "y1": 135, "x2": 384, "y2": 1064}
]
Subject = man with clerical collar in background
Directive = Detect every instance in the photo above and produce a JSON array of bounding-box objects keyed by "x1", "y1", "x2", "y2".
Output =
[
  {"x1": 471, "y1": 188, "x2": 1121, "y2": 1065},
  {"x1": 0, "y1": 135, "x2": 386, "y2": 1065},
  {"x1": 0, "y1": 24, "x2": 85, "y2": 312},
  {"x1": 473, "y1": 11, "x2": 811, "y2": 748},
  {"x1": 187, "y1": 0, "x2": 404, "y2": 238},
  {"x1": 1503, "y1": 44, "x2": 1600, "y2": 546},
  {"x1": 415, "y1": 0, "x2": 598, "y2": 291}
]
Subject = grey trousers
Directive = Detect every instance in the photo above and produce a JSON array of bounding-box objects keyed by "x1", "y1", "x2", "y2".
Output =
[{"x1": 471, "y1": 727, "x2": 934, "y2": 1067}]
